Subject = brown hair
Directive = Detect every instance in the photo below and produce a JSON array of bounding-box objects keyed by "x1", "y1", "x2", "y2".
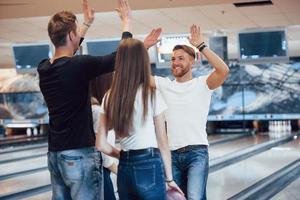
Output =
[
  {"x1": 48, "y1": 11, "x2": 77, "y2": 47},
  {"x1": 173, "y1": 44, "x2": 196, "y2": 59},
  {"x1": 90, "y1": 72, "x2": 113, "y2": 105},
  {"x1": 105, "y1": 38, "x2": 154, "y2": 138}
]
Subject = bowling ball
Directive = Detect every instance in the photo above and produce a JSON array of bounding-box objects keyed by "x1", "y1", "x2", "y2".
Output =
[{"x1": 167, "y1": 189, "x2": 186, "y2": 200}]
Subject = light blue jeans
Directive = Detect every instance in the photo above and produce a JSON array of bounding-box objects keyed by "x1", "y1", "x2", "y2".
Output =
[
  {"x1": 171, "y1": 146, "x2": 209, "y2": 200},
  {"x1": 47, "y1": 147, "x2": 103, "y2": 200}
]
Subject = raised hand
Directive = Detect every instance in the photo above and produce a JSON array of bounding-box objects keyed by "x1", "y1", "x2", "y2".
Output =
[
  {"x1": 116, "y1": 0, "x2": 131, "y2": 22},
  {"x1": 116, "y1": 0, "x2": 132, "y2": 32},
  {"x1": 82, "y1": 0, "x2": 95, "y2": 25},
  {"x1": 188, "y1": 24, "x2": 204, "y2": 48},
  {"x1": 144, "y1": 28, "x2": 162, "y2": 49}
]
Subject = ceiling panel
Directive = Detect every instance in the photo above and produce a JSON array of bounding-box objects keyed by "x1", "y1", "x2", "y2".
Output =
[
  {"x1": 0, "y1": 0, "x2": 300, "y2": 68},
  {"x1": 0, "y1": 0, "x2": 253, "y2": 19},
  {"x1": 273, "y1": 0, "x2": 300, "y2": 13}
]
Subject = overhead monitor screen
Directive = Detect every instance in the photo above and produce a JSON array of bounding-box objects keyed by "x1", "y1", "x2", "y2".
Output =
[
  {"x1": 238, "y1": 29, "x2": 288, "y2": 63},
  {"x1": 13, "y1": 44, "x2": 51, "y2": 73},
  {"x1": 86, "y1": 40, "x2": 120, "y2": 56}
]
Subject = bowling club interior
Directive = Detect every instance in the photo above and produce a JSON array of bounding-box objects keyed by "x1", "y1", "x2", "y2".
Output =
[{"x1": 0, "y1": 0, "x2": 300, "y2": 199}]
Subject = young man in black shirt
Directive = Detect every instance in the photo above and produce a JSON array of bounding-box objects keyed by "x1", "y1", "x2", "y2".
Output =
[{"x1": 38, "y1": 0, "x2": 132, "y2": 199}]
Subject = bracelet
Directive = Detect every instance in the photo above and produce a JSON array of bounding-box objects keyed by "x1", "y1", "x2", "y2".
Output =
[
  {"x1": 166, "y1": 179, "x2": 173, "y2": 183},
  {"x1": 198, "y1": 44, "x2": 207, "y2": 52},
  {"x1": 83, "y1": 22, "x2": 91, "y2": 28},
  {"x1": 196, "y1": 42, "x2": 205, "y2": 49}
]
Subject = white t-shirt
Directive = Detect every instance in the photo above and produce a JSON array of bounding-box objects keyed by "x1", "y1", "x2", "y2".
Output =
[
  {"x1": 154, "y1": 75, "x2": 213, "y2": 150},
  {"x1": 92, "y1": 104, "x2": 116, "y2": 168},
  {"x1": 100, "y1": 87, "x2": 167, "y2": 151}
]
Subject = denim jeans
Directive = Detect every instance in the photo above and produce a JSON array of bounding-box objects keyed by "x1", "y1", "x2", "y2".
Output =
[
  {"x1": 47, "y1": 146, "x2": 103, "y2": 200},
  {"x1": 117, "y1": 148, "x2": 167, "y2": 200},
  {"x1": 104, "y1": 167, "x2": 116, "y2": 200},
  {"x1": 171, "y1": 146, "x2": 209, "y2": 200}
]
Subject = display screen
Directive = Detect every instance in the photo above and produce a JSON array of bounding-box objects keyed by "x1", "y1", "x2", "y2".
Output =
[
  {"x1": 86, "y1": 40, "x2": 120, "y2": 56},
  {"x1": 208, "y1": 84, "x2": 244, "y2": 121},
  {"x1": 239, "y1": 30, "x2": 288, "y2": 63},
  {"x1": 13, "y1": 44, "x2": 51, "y2": 73}
]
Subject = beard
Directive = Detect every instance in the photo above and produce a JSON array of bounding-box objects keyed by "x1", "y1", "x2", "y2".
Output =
[{"x1": 171, "y1": 64, "x2": 190, "y2": 78}]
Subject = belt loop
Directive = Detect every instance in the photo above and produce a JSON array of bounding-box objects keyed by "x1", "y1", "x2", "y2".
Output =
[{"x1": 151, "y1": 148, "x2": 154, "y2": 156}]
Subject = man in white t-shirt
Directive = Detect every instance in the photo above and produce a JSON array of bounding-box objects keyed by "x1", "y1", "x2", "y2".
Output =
[{"x1": 151, "y1": 25, "x2": 229, "y2": 200}]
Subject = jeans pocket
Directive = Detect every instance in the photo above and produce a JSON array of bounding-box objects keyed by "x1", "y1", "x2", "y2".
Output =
[
  {"x1": 59, "y1": 154, "x2": 84, "y2": 181},
  {"x1": 133, "y1": 164, "x2": 156, "y2": 191}
]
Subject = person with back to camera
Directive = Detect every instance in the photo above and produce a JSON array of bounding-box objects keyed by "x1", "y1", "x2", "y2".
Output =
[
  {"x1": 90, "y1": 73, "x2": 118, "y2": 200},
  {"x1": 90, "y1": 21, "x2": 174, "y2": 200},
  {"x1": 149, "y1": 25, "x2": 230, "y2": 200},
  {"x1": 37, "y1": 0, "x2": 134, "y2": 199},
  {"x1": 91, "y1": 96, "x2": 118, "y2": 200},
  {"x1": 96, "y1": 37, "x2": 184, "y2": 200}
]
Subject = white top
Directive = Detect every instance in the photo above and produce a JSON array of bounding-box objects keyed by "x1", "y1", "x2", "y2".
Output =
[
  {"x1": 154, "y1": 75, "x2": 213, "y2": 150},
  {"x1": 100, "y1": 87, "x2": 167, "y2": 151},
  {"x1": 92, "y1": 104, "x2": 116, "y2": 168}
]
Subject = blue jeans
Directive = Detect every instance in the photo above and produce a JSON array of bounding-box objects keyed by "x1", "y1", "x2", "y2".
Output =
[
  {"x1": 47, "y1": 147, "x2": 103, "y2": 200},
  {"x1": 117, "y1": 148, "x2": 167, "y2": 200},
  {"x1": 171, "y1": 146, "x2": 209, "y2": 200},
  {"x1": 104, "y1": 167, "x2": 116, "y2": 200}
]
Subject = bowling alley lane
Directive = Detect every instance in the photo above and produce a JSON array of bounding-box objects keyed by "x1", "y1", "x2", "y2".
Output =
[
  {"x1": 0, "y1": 156, "x2": 47, "y2": 177},
  {"x1": 0, "y1": 146, "x2": 47, "y2": 162},
  {"x1": 207, "y1": 136, "x2": 300, "y2": 199},
  {"x1": 271, "y1": 177, "x2": 300, "y2": 200},
  {"x1": 0, "y1": 171, "x2": 50, "y2": 196},
  {"x1": 21, "y1": 191, "x2": 52, "y2": 200},
  {"x1": 208, "y1": 134, "x2": 270, "y2": 159},
  {"x1": 208, "y1": 134, "x2": 239, "y2": 141}
]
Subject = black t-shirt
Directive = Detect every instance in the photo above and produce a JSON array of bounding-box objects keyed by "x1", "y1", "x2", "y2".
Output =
[{"x1": 38, "y1": 32, "x2": 132, "y2": 151}]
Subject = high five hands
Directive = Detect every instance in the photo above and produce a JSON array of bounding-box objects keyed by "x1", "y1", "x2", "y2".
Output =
[
  {"x1": 82, "y1": 0, "x2": 95, "y2": 25},
  {"x1": 188, "y1": 24, "x2": 205, "y2": 48},
  {"x1": 144, "y1": 28, "x2": 162, "y2": 49}
]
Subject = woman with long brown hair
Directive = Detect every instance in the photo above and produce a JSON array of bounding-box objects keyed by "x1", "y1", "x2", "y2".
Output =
[{"x1": 96, "y1": 38, "x2": 183, "y2": 199}]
